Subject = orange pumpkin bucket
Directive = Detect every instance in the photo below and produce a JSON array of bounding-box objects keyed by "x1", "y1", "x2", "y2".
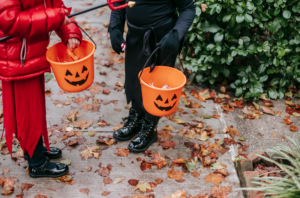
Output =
[
  {"x1": 139, "y1": 48, "x2": 186, "y2": 117},
  {"x1": 46, "y1": 40, "x2": 95, "y2": 92}
]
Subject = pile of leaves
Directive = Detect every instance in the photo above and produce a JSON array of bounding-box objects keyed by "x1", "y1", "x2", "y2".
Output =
[{"x1": 183, "y1": 0, "x2": 300, "y2": 99}]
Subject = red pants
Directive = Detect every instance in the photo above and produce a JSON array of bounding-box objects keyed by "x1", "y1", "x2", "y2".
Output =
[{"x1": 2, "y1": 74, "x2": 49, "y2": 157}]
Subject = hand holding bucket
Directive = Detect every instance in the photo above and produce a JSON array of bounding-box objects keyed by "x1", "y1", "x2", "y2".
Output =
[{"x1": 139, "y1": 47, "x2": 187, "y2": 117}]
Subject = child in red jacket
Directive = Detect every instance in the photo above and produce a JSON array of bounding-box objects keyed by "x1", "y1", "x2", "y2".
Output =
[{"x1": 0, "y1": 0, "x2": 82, "y2": 178}]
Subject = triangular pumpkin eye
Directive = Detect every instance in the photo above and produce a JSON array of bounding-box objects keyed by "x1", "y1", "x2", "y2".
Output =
[
  {"x1": 65, "y1": 70, "x2": 72, "y2": 76},
  {"x1": 171, "y1": 94, "x2": 177, "y2": 101},
  {"x1": 156, "y1": 95, "x2": 163, "y2": 101},
  {"x1": 82, "y1": 66, "x2": 88, "y2": 73}
]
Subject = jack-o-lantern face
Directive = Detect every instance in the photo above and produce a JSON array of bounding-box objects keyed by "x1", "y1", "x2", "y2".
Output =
[
  {"x1": 154, "y1": 94, "x2": 177, "y2": 111},
  {"x1": 64, "y1": 66, "x2": 89, "y2": 86}
]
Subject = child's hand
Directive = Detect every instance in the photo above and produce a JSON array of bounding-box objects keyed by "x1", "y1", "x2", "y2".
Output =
[{"x1": 67, "y1": 38, "x2": 80, "y2": 51}]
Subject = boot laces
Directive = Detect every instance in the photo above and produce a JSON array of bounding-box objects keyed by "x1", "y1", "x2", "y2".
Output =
[
  {"x1": 122, "y1": 114, "x2": 137, "y2": 127},
  {"x1": 137, "y1": 119, "x2": 155, "y2": 137}
]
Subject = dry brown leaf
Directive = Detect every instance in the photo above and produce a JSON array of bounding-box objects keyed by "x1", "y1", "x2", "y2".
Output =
[
  {"x1": 261, "y1": 106, "x2": 275, "y2": 115},
  {"x1": 115, "y1": 148, "x2": 130, "y2": 157},
  {"x1": 191, "y1": 171, "x2": 200, "y2": 178},
  {"x1": 155, "y1": 178, "x2": 163, "y2": 184},
  {"x1": 272, "y1": 133, "x2": 277, "y2": 137},
  {"x1": 148, "y1": 153, "x2": 167, "y2": 169},
  {"x1": 211, "y1": 186, "x2": 232, "y2": 197},
  {"x1": 205, "y1": 173, "x2": 226, "y2": 186},
  {"x1": 164, "y1": 189, "x2": 186, "y2": 198},
  {"x1": 79, "y1": 188, "x2": 90, "y2": 195},
  {"x1": 167, "y1": 169, "x2": 184, "y2": 180},
  {"x1": 290, "y1": 125, "x2": 298, "y2": 132},
  {"x1": 89, "y1": 85, "x2": 103, "y2": 95},
  {"x1": 134, "y1": 181, "x2": 151, "y2": 193}
]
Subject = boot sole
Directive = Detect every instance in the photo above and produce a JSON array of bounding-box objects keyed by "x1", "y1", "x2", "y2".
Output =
[
  {"x1": 113, "y1": 132, "x2": 138, "y2": 141},
  {"x1": 29, "y1": 168, "x2": 69, "y2": 178},
  {"x1": 128, "y1": 136, "x2": 158, "y2": 153}
]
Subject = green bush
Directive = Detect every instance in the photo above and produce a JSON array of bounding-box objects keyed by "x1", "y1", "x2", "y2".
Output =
[{"x1": 182, "y1": 0, "x2": 300, "y2": 100}]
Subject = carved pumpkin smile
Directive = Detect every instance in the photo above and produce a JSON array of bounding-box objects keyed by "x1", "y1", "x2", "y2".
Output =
[
  {"x1": 64, "y1": 66, "x2": 89, "y2": 86},
  {"x1": 154, "y1": 94, "x2": 177, "y2": 111}
]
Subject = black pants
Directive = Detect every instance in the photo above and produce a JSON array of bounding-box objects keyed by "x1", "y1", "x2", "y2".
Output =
[
  {"x1": 24, "y1": 135, "x2": 46, "y2": 167},
  {"x1": 132, "y1": 99, "x2": 160, "y2": 122}
]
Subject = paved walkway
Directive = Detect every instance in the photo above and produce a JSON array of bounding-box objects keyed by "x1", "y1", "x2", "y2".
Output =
[{"x1": 4, "y1": 0, "x2": 299, "y2": 197}]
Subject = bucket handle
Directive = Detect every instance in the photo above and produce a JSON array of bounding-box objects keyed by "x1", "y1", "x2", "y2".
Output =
[
  {"x1": 138, "y1": 47, "x2": 185, "y2": 80},
  {"x1": 138, "y1": 47, "x2": 160, "y2": 80},
  {"x1": 71, "y1": 21, "x2": 97, "y2": 49}
]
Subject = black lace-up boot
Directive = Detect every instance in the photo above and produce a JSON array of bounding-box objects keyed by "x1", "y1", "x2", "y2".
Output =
[
  {"x1": 128, "y1": 118, "x2": 158, "y2": 153},
  {"x1": 113, "y1": 108, "x2": 144, "y2": 141}
]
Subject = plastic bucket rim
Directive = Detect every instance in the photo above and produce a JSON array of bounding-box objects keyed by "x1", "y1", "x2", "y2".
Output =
[
  {"x1": 46, "y1": 40, "x2": 96, "y2": 66},
  {"x1": 139, "y1": 66, "x2": 187, "y2": 91}
]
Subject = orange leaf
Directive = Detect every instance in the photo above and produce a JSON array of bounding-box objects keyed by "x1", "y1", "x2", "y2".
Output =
[
  {"x1": 167, "y1": 169, "x2": 184, "y2": 180},
  {"x1": 290, "y1": 125, "x2": 298, "y2": 132},
  {"x1": 282, "y1": 119, "x2": 292, "y2": 125},
  {"x1": 115, "y1": 148, "x2": 130, "y2": 157},
  {"x1": 191, "y1": 171, "x2": 200, "y2": 178},
  {"x1": 205, "y1": 173, "x2": 226, "y2": 186},
  {"x1": 148, "y1": 153, "x2": 167, "y2": 169}
]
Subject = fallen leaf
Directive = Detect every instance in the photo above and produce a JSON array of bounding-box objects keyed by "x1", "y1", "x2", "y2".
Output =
[
  {"x1": 191, "y1": 171, "x2": 200, "y2": 178},
  {"x1": 211, "y1": 186, "x2": 232, "y2": 197},
  {"x1": 164, "y1": 189, "x2": 186, "y2": 198},
  {"x1": 223, "y1": 126, "x2": 240, "y2": 138},
  {"x1": 34, "y1": 193, "x2": 47, "y2": 198},
  {"x1": 155, "y1": 178, "x2": 163, "y2": 184},
  {"x1": 198, "y1": 131, "x2": 209, "y2": 141},
  {"x1": 60, "y1": 158, "x2": 72, "y2": 165},
  {"x1": 115, "y1": 148, "x2": 130, "y2": 157},
  {"x1": 212, "y1": 115, "x2": 220, "y2": 119},
  {"x1": 282, "y1": 119, "x2": 292, "y2": 125},
  {"x1": 101, "y1": 191, "x2": 111, "y2": 196},
  {"x1": 113, "y1": 177, "x2": 125, "y2": 184},
  {"x1": 167, "y1": 169, "x2": 184, "y2": 180},
  {"x1": 21, "y1": 183, "x2": 34, "y2": 191},
  {"x1": 272, "y1": 133, "x2": 277, "y2": 137},
  {"x1": 103, "y1": 177, "x2": 112, "y2": 185},
  {"x1": 261, "y1": 106, "x2": 275, "y2": 115},
  {"x1": 140, "y1": 161, "x2": 152, "y2": 171},
  {"x1": 205, "y1": 173, "x2": 226, "y2": 186},
  {"x1": 89, "y1": 85, "x2": 103, "y2": 95},
  {"x1": 128, "y1": 179, "x2": 139, "y2": 186},
  {"x1": 159, "y1": 140, "x2": 175, "y2": 149},
  {"x1": 134, "y1": 181, "x2": 151, "y2": 193},
  {"x1": 290, "y1": 125, "x2": 298, "y2": 132},
  {"x1": 79, "y1": 188, "x2": 90, "y2": 195},
  {"x1": 158, "y1": 130, "x2": 172, "y2": 140},
  {"x1": 148, "y1": 153, "x2": 167, "y2": 169},
  {"x1": 86, "y1": 165, "x2": 92, "y2": 172},
  {"x1": 88, "y1": 130, "x2": 97, "y2": 137},
  {"x1": 162, "y1": 125, "x2": 173, "y2": 131}
]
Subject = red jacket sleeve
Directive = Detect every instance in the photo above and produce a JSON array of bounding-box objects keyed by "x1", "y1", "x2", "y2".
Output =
[
  {"x1": 54, "y1": 1, "x2": 82, "y2": 45},
  {"x1": 0, "y1": 0, "x2": 66, "y2": 38}
]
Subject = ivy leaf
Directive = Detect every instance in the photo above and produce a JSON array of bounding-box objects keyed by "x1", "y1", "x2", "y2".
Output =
[
  {"x1": 202, "y1": 21, "x2": 222, "y2": 33},
  {"x1": 223, "y1": 68, "x2": 230, "y2": 77},
  {"x1": 245, "y1": 14, "x2": 253, "y2": 22},
  {"x1": 270, "y1": 78, "x2": 279, "y2": 86},
  {"x1": 268, "y1": 88, "x2": 278, "y2": 99},
  {"x1": 246, "y1": 2, "x2": 254, "y2": 10},
  {"x1": 196, "y1": 7, "x2": 201, "y2": 16},
  {"x1": 236, "y1": 14, "x2": 245, "y2": 23},
  {"x1": 222, "y1": 15, "x2": 232, "y2": 22},
  {"x1": 206, "y1": 44, "x2": 216, "y2": 51},
  {"x1": 235, "y1": 87, "x2": 243, "y2": 96},
  {"x1": 253, "y1": 0, "x2": 262, "y2": 5},
  {"x1": 283, "y1": 10, "x2": 291, "y2": 19},
  {"x1": 214, "y1": 32, "x2": 224, "y2": 43}
]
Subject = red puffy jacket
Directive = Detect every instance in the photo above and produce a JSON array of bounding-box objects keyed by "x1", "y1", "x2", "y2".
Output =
[{"x1": 0, "y1": 0, "x2": 82, "y2": 81}]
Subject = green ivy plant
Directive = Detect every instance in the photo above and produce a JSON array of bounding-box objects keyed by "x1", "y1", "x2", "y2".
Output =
[{"x1": 182, "y1": 0, "x2": 300, "y2": 100}]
